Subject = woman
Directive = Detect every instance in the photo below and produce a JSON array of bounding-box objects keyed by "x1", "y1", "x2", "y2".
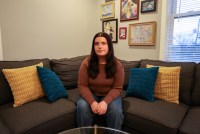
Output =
[{"x1": 76, "y1": 32, "x2": 124, "y2": 130}]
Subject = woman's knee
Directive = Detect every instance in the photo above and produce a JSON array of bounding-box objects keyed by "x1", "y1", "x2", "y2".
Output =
[
  {"x1": 77, "y1": 97, "x2": 90, "y2": 111},
  {"x1": 108, "y1": 97, "x2": 123, "y2": 113}
]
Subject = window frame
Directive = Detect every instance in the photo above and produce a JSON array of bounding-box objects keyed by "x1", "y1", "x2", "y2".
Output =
[{"x1": 163, "y1": 0, "x2": 200, "y2": 62}]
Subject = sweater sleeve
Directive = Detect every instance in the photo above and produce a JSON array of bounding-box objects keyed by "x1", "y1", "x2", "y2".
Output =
[
  {"x1": 78, "y1": 58, "x2": 95, "y2": 105},
  {"x1": 103, "y1": 60, "x2": 124, "y2": 104}
]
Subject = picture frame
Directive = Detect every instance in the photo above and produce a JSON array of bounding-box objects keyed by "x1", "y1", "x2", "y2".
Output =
[
  {"x1": 100, "y1": 2, "x2": 115, "y2": 20},
  {"x1": 102, "y1": 19, "x2": 118, "y2": 43},
  {"x1": 141, "y1": 0, "x2": 157, "y2": 13},
  {"x1": 120, "y1": 0, "x2": 139, "y2": 21},
  {"x1": 129, "y1": 21, "x2": 156, "y2": 46},
  {"x1": 119, "y1": 27, "x2": 127, "y2": 39},
  {"x1": 105, "y1": 0, "x2": 114, "y2": 2}
]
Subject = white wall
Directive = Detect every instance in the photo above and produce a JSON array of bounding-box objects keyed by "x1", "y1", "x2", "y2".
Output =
[
  {"x1": 0, "y1": 25, "x2": 3, "y2": 60},
  {"x1": 97, "y1": 0, "x2": 162, "y2": 61},
  {"x1": 0, "y1": 0, "x2": 165, "y2": 61},
  {"x1": 0, "y1": 0, "x2": 99, "y2": 60}
]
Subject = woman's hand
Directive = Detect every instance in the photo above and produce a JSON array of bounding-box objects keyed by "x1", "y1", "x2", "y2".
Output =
[
  {"x1": 91, "y1": 101, "x2": 99, "y2": 114},
  {"x1": 98, "y1": 101, "x2": 108, "y2": 115}
]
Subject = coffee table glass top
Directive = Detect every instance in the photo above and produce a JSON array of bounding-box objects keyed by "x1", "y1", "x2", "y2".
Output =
[{"x1": 58, "y1": 125, "x2": 130, "y2": 134}]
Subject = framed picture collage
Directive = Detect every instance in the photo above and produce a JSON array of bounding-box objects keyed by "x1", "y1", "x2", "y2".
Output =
[{"x1": 100, "y1": 0, "x2": 157, "y2": 45}]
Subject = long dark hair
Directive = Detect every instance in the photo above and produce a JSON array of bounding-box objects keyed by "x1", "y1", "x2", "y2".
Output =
[{"x1": 88, "y1": 32, "x2": 116, "y2": 79}]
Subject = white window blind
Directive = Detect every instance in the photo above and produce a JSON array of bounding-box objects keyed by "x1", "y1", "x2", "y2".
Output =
[{"x1": 165, "y1": 0, "x2": 200, "y2": 62}]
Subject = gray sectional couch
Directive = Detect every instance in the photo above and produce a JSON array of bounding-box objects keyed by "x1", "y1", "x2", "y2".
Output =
[{"x1": 0, "y1": 55, "x2": 199, "y2": 134}]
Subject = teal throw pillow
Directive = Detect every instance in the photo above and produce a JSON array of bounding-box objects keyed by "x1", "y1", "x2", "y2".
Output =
[
  {"x1": 126, "y1": 67, "x2": 159, "y2": 102},
  {"x1": 37, "y1": 66, "x2": 68, "y2": 102}
]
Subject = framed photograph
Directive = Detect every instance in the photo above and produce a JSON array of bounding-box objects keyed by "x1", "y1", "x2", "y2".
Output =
[
  {"x1": 129, "y1": 21, "x2": 156, "y2": 46},
  {"x1": 119, "y1": 27, "x2": 127, "y2": 39},
  {"x1": 141, "y1": 0, "x2": 157, "y2": 13},
  {"x1": 120, "y1": 0, "x2": 139, "y2": 21},
  {"x1": 100, "y1": 2, "x2": 115, "y2": 20},
  {"x1": 102, "y1": 19, "x2": 118, "y2": 43}
]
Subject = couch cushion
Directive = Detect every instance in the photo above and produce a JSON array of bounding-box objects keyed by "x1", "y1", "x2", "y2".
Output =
[
  {"x1": 140, "y1": 59, "x2": 196, "y2": 105},
  {"x1": 66, "y1": 88, "x2": 80, "y2": 103},
  {"x1": 126, "y1": 67, "x2": 159, "y2": 101},
  {"x1": 191, "y1": 63, "x2": 200, "y2": 105},
  {"x1": 37, "y1": 66, "x2": 68, "y2": 102},
  {"x1": 51, "y1": 55, "x2": 88, "y2": 90},
  {"x1": 2, "y1": 63, "x2": 44, "y2": 107},
  {"x1": 0, "y1": 59, "x2": 51, "y2": 105},
  {"x1": 119, "y1": 60, "x2": 139, "y2": 90},
  {"x1": 179, "y1": 106, "x2": 200, "y2": 134},
  {"x1": 0, "y1": 98, "x2": 76, "y2": 134},
  {"x1": 123, "y1": 97, "x2": 188, "y2": 134},
  {"x1": 0, "y1": 116, "x2": 11, "y2": 134}
]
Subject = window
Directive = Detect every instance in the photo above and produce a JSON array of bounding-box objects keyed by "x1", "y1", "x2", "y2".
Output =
[{"x1": 165, "y1": 0, "x2": 200, "y2": 62}]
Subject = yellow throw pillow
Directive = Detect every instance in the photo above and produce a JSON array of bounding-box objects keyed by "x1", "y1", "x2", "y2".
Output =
[
  {"x1": 2, "y1": 63, "x2": 44, "y2": 107},
  {"x1": 147, "y1": 64, "x2": 181, "y2": 104}
]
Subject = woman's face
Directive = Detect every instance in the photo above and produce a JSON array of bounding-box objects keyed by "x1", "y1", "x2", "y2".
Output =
[{"x1": 94, "y1": 37, "x2": 109, "y2": 57}]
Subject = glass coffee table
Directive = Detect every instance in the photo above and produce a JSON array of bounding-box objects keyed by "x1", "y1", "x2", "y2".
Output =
[{"x1": 59, "y1": 125, "x2": 130, "y2": 134}]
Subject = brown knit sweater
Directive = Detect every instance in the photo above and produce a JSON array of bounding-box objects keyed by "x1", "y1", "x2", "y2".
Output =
[{"x1": 78, "y1": 57, "x2": 124, "y2": 105}]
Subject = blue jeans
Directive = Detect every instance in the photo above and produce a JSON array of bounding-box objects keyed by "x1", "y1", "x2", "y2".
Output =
[{"x1": 76, "y1": 94, "x2": 124, "y2": 130}]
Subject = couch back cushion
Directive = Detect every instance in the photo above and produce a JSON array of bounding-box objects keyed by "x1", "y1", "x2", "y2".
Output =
[
  {"x1": 119, "y1": 60, "x2": 139, "y2": 90},
  {"x1": 140, "y1": 59, "x2": 196, "y2": 105},
  {"x1": 0, "y1": 59, "x2": 51, "y2": 105},
  {"x1": 51, "y1": 55, "x2": 88, "y2": 90},
  {"x1": 191, "y1": 63, "x2": 200, "y2": 105}
]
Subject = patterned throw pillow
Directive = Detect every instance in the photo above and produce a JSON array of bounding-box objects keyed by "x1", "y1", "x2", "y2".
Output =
[
  {"x1": 126, "y1": 67, "x2": 159, "y2": 102},
  {"x1": 147, "y1": 65, "x2": 181, "y2": 104},
  {"x1": 37, "y1": 66, "x2": 68, "y2": 102},
  {"x1": 2, "y1": 63, "x2": 44, "y2": 107}
]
